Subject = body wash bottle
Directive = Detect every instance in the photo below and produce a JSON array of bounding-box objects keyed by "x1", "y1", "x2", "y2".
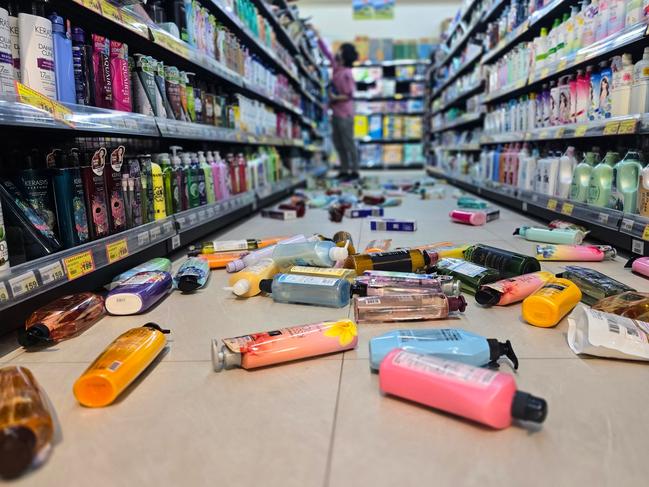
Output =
[
  {"x1": 630, "y1": 47, "x2": 649, "y2": 113},
  {"x1": 522, "y1": 277, "x2": 582, "y2": 327},
  {"x1": 259, "y1": 274, "x2": 351, "y2": 308},
  {"x1": 226, "y1": 234, "x2": 310, "y2": 273},
  {"x1": 354, "y1": 293, "x2": 466, "y2": 323},
  {"x1": 105, "y1": 270, "x2": 172, "y2": 315},
  {"x1": 587, "y1": 151, "x2": 620, "y2": 207},
  {"x1": 611, "y1": 150, "x2": 643, "y2": 212},
  {"x1": 109, "y1": 257, "x2": 171, "y2": 289},
  {"x1": 271, "y1": 241, "x2": 348, "y2": 268},
  {"x1": 48, "y1": 13, "x2": 75, "y2": 104},
  {"x1": 226, "y1": 258, "x2": 278, "y2": 297},
  {"x1": 73, "y1": 323, "x2": 170, "y2": 407},
  {"x1": 463, "y1": 244, "x2": 541, "y2": 277},
  {"x1": 513, "y1": 226, "x2": 586, "y2": 244},
  {"x1": 556, "y1": 146, "x2": 577, "y2": 198},
  {"x1": 435, "y1": 257, "x2": 502, "y2": 294},
  {"x1": 19, "y1": 0, "x2": 55, "y2": 98},
  {"x1": 569, "y1": 151, "x2": 598, "y2": 202},
  {"x1": 344, "y1": 249, "x2": 432, "y2": 274},
  {"x1": 475, "y1": 271, "x2": 555, "y2": 306},
  {"x1": 52, "y1": 148, "x2": 90, "y2": 248},
  {"x1": 559, "y1": 265, "x2": 634, "y2": 304},
  {"x1": 174, "y1": 256, "x2": 209, "y2": 293}
]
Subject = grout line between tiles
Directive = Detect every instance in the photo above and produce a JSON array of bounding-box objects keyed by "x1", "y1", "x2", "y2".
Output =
[{"x1": 322, "y1": 354, "x2": 345, "y2": 487}]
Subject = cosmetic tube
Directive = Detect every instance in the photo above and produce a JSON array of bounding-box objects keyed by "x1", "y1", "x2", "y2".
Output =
[
  {"x1": 353, "y1": 293, "x2": 466, "y2": 323},
  {"x1": 369, "y1": 329, "x2": 518, "y2": 371},
  {"x1": 457, "y1": 196, "x2": 488, "y2": 209},
  {"x1": 591, "y1": 291, "x2": 649, "y2": 322},
  {"x1": 19, "y1": 293, "x2": 105, "y2": 346},
  {"x1": 199, "y1": 251, "x2": 248, "y2": 269},
  {"x1": 73, "y1": 323, "x2": 170, "y2": 407},
  {"x1": 449, "y1": 209, "x2": 486, "y2": 226},
  {"x1": 109, "y1": 257, "x2": 171, "y2": 289},
  {"x1": 522, "y1": 278, "x2": 582, "y2": 327},
  {"x1": 435, "y1": 258, "x2": 502, "y2": 294},
  {"x1": 344, "y1": 249, "x2": 433, "y2": 274},
  {"x1": 174, "y1": 257, "x2": 209, "y2": 293},
  {"x1": 260, "y1": 274, "x2": 351, "y2": 308},
  {"x1": 226, "y1": 234, "x2": 310, "y2": 272},
  {"x1": 535, "y1": 244, "x2": 616, "y2": 261},
  {"x1": 558, "y1": 266, "x2": 634, "y2": 305},
  {"x1": 212, "y1": 319, "x2": 358, "y2": 371},
  {"x1": 464, "y1": 244, "x2": 541, "y2": 277},
  {"x1": 105, "y1": 271, "x2": 172, "y2": 315},
  {"x1": 630, "y1": 256, "x2": 649, "y2": 278},
  {"x1": 379, "y1": 350, "x2": 547, "y2": 429},
  {"x1": 0, "y1": 366, "x2": 55, "y2": 479},
  {"x1": 475, "y1": 272, "x2": 555, "y2": 306},
  {"x1": 514, "y1": 226, "x2": 586, "y2": 244},
  {"x1": 226, "y1": 258, "x2": 278, "y2": 297},
  {"x1": 192, "y1": 238, "x2": 264, "y2": 254}
]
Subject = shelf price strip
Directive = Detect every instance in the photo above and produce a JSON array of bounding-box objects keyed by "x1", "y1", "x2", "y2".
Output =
[
  {"x1": 63, "y1": 250, "x2": 96, "y2": 281},
  {"x1": 106, "y1": 239, "x2": 129, "y2": 264},
  {"x1": 9, "y1": 271, "x2": 39, "y2": 299}
]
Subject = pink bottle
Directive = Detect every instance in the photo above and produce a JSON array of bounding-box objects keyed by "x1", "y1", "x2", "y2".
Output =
[
  {"x1": 631, "y1": 257, "x2": 649, "y2": 278},
  {"x1": 509, "y1": 143, "x2": 520, "y2": 186},
  {"x1": 379, "y1": 349, "x2": 548, "y2": 429},
  {"x1": 449, "y1": 209, "x2": 487, "y2": 226},
  {"x1": 214, "y1": 152, "x2": 230, "y2": 200},
  {"x1": 212, "y1": 320, "x2": 358, "y2": 370}
]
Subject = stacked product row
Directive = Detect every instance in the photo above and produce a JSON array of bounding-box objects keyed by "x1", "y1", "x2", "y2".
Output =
[
  {"x1": 354, "y1": 114, "x2": 423, "y2": 140},
  {"x1": 359, "y1": 144, "x2": 424, "y2": 167},
  {"x1": 348, "y1": 36, "x2": 435, "y2": 64},
  {"x1": 356, "y1": 99, "x2": 424, "y2": 115}
]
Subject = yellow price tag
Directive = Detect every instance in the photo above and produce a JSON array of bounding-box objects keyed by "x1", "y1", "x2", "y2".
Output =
[
  {"x1": 642, "y1": 224, "x2": 649, "y2": 241},
  {"x1": 574, "y1": 125, "x2": 588, "y2": 137},
  {"x1": 150, "y1": 29, "x2": 190, "y2": 59},
  {"x1": 119, "y1": 12, "x2": 150, "y2": 38},
  {"x1": 603, "y1": 121, "x2": 619, "y2": 135},
  {"x1": 80, "y1": 0, "x2": 102, "y2": 14},
  {"x1": 539, "y1": 130, "x2": 549, "y2": 139},
  {"x1": 561, "y1": 202, "x2": 574, "y2": 215},
  {"x1": 0, "y1": 283, "x2": 8, "y2": 303},
  {"x1": 618, "y1": 119, "x2": 638, "y2": 135},
  {"x1": 540, "y1": 68, "x2": 550, "y2": 79},
  {"x1": 555, "y1": 127, "x2": 565, "y2": 138},
  {"x1": 547, "y1": 199, "x2": 558, "y2": 211},
  {"x1": 64, "y1": 250, "x2": 96, "y2": 281},
  {"x1": 15, "y1": 82, "x2": 74, "y2": 127},
  {"x1": 100, "y1": 0, "x2": 122, "y2": 23},
  {"x1": 106, "y1": 239, "x2": 129, "y2": 264},
  {"x1": 557, "y1": 59, "x2": 568, "y2": 70}
]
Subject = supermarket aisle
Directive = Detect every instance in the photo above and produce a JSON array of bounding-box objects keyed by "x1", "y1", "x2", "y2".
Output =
[{"x1": 2, "y1": 173, "x2": 649, "y2": 487}]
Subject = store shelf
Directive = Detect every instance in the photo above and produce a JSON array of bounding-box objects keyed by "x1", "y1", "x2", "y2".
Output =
[
  {"x1": 0, "y1": 177, "x2": 307, "y2": 314},
  {"x1": 431, "y1": 112, "x2": 483, "y2": 133},
  {"x1": 354, "y1": 59, "x2": 429, "y2": 68},
  {"x1": 353, "y1": 93, "x2": 424, "y2": 101},
  {"x1": 252, "y1": 0, "x2": 300, "y2": 55},
  {"x1": 356, "y1": 137, "x2": 423, "y2": 144},
  {"x1": 439, "y1": 144, "x2": 481, "y2": 151},
  {"x1": 357, "y1": 111, "x2": 424, "y2": 116},
  {"x1": 359, "y1": 163, "x2": 425, "y2": 170},
  {"x1": 438, "y1": 17, "x2": 483, "y2": 71},
  {"x1": 480, "y1": 0, "x2": 508, "y2": 25},
  {"x1": 431, "y1": 81, "x2": 484, "y2": 114},
  {"x1": 431, "y1": 50, "x2": 482, "y2": 99}
]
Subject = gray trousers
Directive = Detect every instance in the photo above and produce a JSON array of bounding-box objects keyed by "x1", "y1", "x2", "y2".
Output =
[{"x1": 331, "y1": 116, "x2": 359, "y2": 173}]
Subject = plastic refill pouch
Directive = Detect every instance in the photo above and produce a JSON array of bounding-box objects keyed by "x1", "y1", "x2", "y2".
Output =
[{"x1": 567, "y1": 305, "x2": 649, "y2": 360}]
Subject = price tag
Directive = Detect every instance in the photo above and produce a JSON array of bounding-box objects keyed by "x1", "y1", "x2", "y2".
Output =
[
  {"x1": 40, "y1": 261, "x2": 65, "y2": 285},
  {"x1": 633, "y1": 239, "x2": 645, "y2": 254},
  {"x1": 547, "y1": 199, "x2": 558, "y2": 211},
  {"x1": 618, "y1": 119, "x2": 638, "y2": 135},
  {"x1": 80, "y1": 0, "x2": 102, "y2": 14},
  {"x1": 574, "y1": 125, "x2": 588, "y2": 137},
  {"x1": 198, "y1": 209, "x2": 207, "y2": 221},
  {"x1": 176, "y1": 216, "x2": 186, "y2": 228},
  {"x1": 8, "y1": 271, "x2": 39, "y2": 298},
  {"x1": 171, "y1": 234, "x2": 181, "y2": 250},
  {"x1": 119, "y1": 11, "x2": 150, "y2": 38},
  {"x1": 555, "y1": 127, "x2": 565, "y2": 138},
  {"x1": 603, "y1": 121, "x2": 619, "y2": 135},
  {"x1": 163, "y1": 221, "x2": 174, "y2": 234},
  {"x1": 15, "y1": 82, "x2": 74, "y2": 127},
  {"x1": 538, "y1": 130, "x2": 549, "y2": 139},
  {"x1": 206, "y1": 207, "x2": 215, "y2": 219},
  {"x1": 561, "y1": 202, "x2": 574, "y2": 215},
  {"x1": 642, "y1": 224, "x2": 649, "y2": 241},
  {"x1": 621, "y1": 218, "x2": 635, "y2": 232},
  {"x1": 188, "y1": 213, "x2": 198, "y2": 225},
  {"x1": 99, "y1": 0, "x2": 122, "y2": 23},
  {"x1": 150, "y1": 28, "x2": 190, "y2": 59},
  {"x1": 540, "y1": 68, "x2": 550, "y2": 79},
  {"x1": 0, "y1": 282, "x2": 8, "y2": 303},
  {"x1": 150, "y1": 226, "x2": 161, "y2": 240},
  {"x1": 598, "y1": 212, "x2": 609, "y2": 225},
  {"x1": 137, "y1": 231, "x2": 150, "y2": 247},
  {"x1": 106, "y1": 238, "x2": 129, "y2": 264},
  {"x1": 64, "y1": 250, "x2": 95, "y2": 281}
]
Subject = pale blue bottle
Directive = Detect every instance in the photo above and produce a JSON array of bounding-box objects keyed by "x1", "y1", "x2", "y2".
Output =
[
  {"x1": 368, "y1": 329, "x2": 518, "y2": 371},
  {"x1": 271, "y1": 241, "x2": 348, "y2": 268},
  {"x1": 259, "y1": 274, "x2": 351, "y2": 308},
  {"x1": 49, "y1": 13, "x2": 76, "y2": 104},
  {"x1": 174, "y1": 257, "x2": 210, "y2": 293}
]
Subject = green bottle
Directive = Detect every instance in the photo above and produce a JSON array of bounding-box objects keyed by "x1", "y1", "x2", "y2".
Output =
[
  {"x1": 157, "y1": 153, "x2": 175, "y2": 216},
  {"x1": 463, "y1": 244, "x2": 541, "y2": 278},
  {"x1": 587, "y1": 151, "x2": 620, "y2": 207},
  {"x1": 611, "y1": 151, "x2": 643, "y2": 213},
  {"x1": 559, "y1": 266, "x2": 635, "y2": 305},
  {"x1": 457, "y1": 197, "x2": 488, "y2": 209},
  {"x1": 182, "y1": 153, "x2": 200, "y2": 208},
  {"x1": 198, "y1": 151, "x2": 216, "y2": 204},
  {"x1": 435, "y1": 258, "x2": 502, "y2": 294},
  {"x1": 569, "y1": 152, "x2": 598, "y2": 202}
]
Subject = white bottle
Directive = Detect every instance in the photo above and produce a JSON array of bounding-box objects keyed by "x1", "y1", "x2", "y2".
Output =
[
  {"x1": 0, "y1": 5, "x2": 14, "y2": 95},
  {"x1": 556, "y1": 146, "x2": 578, "y2": 198},
  {"x1": 626, "y1": 0, "x2": 643, "y2": 26},
  {"x1": 7, "y1": 0, "x2": 19, "y2": 82},
  {"x1": 611, "y1": 54, "x2": 633, "y2": 116},
  {"x1": 631, "y1": 47, "x2": 649, "y2": 113},
  {"x1": 582, "y1": 0, "x2": 597, "y2": 47},
  {"x1": 607, "y1": 0, "x2": 626, "y2": 35},
  {"x1": 564, "y1": 6, "x2": 579, "y2": 55},
  {"x1": 533, "y1": 154, "x2": 546, "y2": 193},
  {"x1": 19, "y1": 1, "x2": 56, "y2": 99},
  {"x1": 594, "y1": 0, "x2": 610, "y2": 41}
]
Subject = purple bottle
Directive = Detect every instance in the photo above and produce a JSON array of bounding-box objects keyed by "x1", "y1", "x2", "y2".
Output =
[{"x1": 105, "y1": 271, "x2": 172, "y2": 315}]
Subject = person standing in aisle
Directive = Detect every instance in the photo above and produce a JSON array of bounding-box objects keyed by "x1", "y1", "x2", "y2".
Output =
[{"x1": 316, "y1": 32, "x2": 359, "y2": 181}]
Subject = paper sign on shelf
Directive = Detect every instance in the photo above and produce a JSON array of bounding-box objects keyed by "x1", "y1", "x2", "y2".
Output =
[
  {"x1": 106, "y1": 239, "x2": 129, "y2": 264},
  {"x1": 0, "y1": 282, "x2": 8, "y2": 303},
  {"x1": 15, "y1": 82, "x2": 74, "y2": 127},
  {"x1": 547, "y1": 199, "x2": 558, "y2": 211},
  {"x1": 40, "y1": 261, "x2": 65, "y2": 285},
  {"x1": 9, "y1": 271, "x2": 38, "y2": 298}
]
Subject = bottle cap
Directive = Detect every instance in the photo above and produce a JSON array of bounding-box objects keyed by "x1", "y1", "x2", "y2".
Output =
[
  {"x1": 349, "y1": 282, "x2": 367, "y2": 297},
  {"x1": 211, "y1": 340, "x2": 241, "y2": 372},
  {"x1": 226, "y1": 259, "x2": 245, "y2": 273},
  {"x1": 259, "y1": 279, "x2": 273, "y2": 294},
  {"x1": 329, "y1": 246, "x2": 348, "y2": 261},
  {"x1": 231, "y1": 279, "x2": 251, "y2": 296},
  {"x1": 511, "y1": 391, "x2": 548, "y2": 423},
  {"x1": 0, "y1": 426, "x2": 37, "y2": 479},
  {"x1": 143, "y1": 323, "x2": 171, "y2": 334},
  {"x1": 441, "y1": 279, "x2": 462, "y2": 297},
  {"x1": 178, "y1": 275, "x2": 200, "y2": 293},
  {"x1": 487, "y1": 339, "x2": 519, "y2": 369},
  {"x1": 48, "y1": 13, "x2": 65, "y2": 33},
  {"x1": 475, "y1": 287, "x2": 501, "y2": 306},
  {"x1": 447, "y1": 295, "x2": 467, "y2": 312},
  {"x1": 17, "y1": 324, "x2": 52, "y2": 347}
]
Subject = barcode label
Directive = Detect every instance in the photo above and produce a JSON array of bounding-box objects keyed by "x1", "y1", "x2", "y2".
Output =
[
  {"x1": 40, "y1": 261, "x2": 65, "y2": 285},
  {"x1": 163, "y1": 221, "x2": 173, "y2": 234},
  {"x1": 608, "y1": 321, "x2": 620, "y2": 334},
  {"x1": 632, "y1": 239, "x2": 645, "y2": 255},
  {"x1": 363, "y1": 297, "x2": 381, "y2": 305},
  {"x1": 150, "y1": 227, "x2": 161, "y2": 240},
  {"x1": 621, "y1": 218, "x2": 634, "y2": 232},
  {"x1": 627, "y1": 327, "x2": 640, "y2": 338},
  {"x1": 108, "y1": 361, "x2": 122, "y2": 371}
]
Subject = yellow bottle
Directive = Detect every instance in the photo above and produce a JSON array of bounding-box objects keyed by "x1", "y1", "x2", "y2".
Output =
[
  {"x1": 0, "y1": 366, "x2": 55, "y2": 479},
  {"x1": 227, "y1": 258, "x2": 279, "y2": 297},
  {"x1": 288, "y1": 265, "x2": 356, "y2": 282},
  {"x1": 521, "y1": 278, "x2": 582, "y2": 328},
  {"x1": 151, "y1": 162, "x2": 167, "y2": 220},
  {"x1": 73, "y1": 323, "x2": 170, "y2": 407}
]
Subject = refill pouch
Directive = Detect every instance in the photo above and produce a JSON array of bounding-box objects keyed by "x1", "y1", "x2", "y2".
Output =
[
  {"x1": 174, "y1": 257, "x2": 210, "y2": 293},
  {"x1": 105, "y1": 145, "x2": 127, "y2": 233},
  {"x1": 132, "y1": 54, "x2": 156, "y2": 116},
  {"x1": 105, "y1": 271, "x2": 173, "y2": 315},
  {"x1": 91, "y1": 34, "x2": 112, "y2": 108},
  {"x1": 109, "y1": 40, "x2": 132, "y2": 112},
  {"x1": 567, "y1": 305, "x2": 649, "y2": 360},
  {"x1": 108, "y1": 257, "x2": 172, "y2": 289},
  {"x1": 81, "y1": 147, "x2": 110, "y2": 240}
]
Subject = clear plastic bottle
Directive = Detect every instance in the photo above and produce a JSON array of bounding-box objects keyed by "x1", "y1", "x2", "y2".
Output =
[
  {"x1": 611, "y1": 54, "x2": 633, "y2": 116},
  {"x1": 353, "y1": 293, "x2": 467, "y2": 323},
  {"x1": 570, "y1": 151, "x2": 598, "y2": 202},
  {"x1": 259, "y1": 274, "x2": 351, "y2": 308},
  {"x1": 271, "y1": 241, "x2": 348, "y2": 268}
]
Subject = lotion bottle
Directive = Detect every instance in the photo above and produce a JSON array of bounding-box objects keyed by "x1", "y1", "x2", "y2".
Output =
[
  {"x1": 611, "y1": 150, "x2": 643, "y2": 212},
  {"x1": 569, "y1": 151, "x2": 597, "y2": 202},
  {"x1": 611, "y1": 54, "x2": 633, "y2": 116}
]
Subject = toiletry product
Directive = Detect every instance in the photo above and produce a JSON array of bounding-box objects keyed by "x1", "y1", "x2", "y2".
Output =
[
  {"x1": 332, "y1": 230, "x2": 356, "y2": 254},
  {"x1": 164, "y1": 64, "x2": 183, "y2": 120},
  {"x1": 547, "y1": 220, "x2": 588, "y2": 232},
  {"x1": 369, "y1": 329, "x2": 518, "y2": 371},
  {"x1": 522, "y1": 277, "x2": 582, "y2": 327},
  {"x1": 19, "y1": 0, "x2": 55, "y2": 98},
  {"x1": 630, "y1": 256, "x2": 649, "y2": 277},
  {"x1": 638, "y1": 162, "x2": 649, "y2": 216},
  {"x1": 73, "y1": 323, "x2": 170, "y2": 407},
  {"x1": 0, "y1": 3, "x2": 13, "y2": 95},
  {"x1": 153, "y1": 59, "x2": 174, "y2": 118},
  {"x1": 449, "y1": 209, "x2": 486, "y2": 226},
  {"x1": 197, "y1": 151, "x2": 214, "y2": 203},
  {"x1": 364, "y1": 239, "x2": 392, "y2": 252},
  {"x1": 569, "y1": 151, "x2": 597, "y2": 202},
  {"x1": 556, "y1": 147, "x2": 577, "y2": 198},
  {"x1": 463, "y1": 244, "x2": 541, "y2": 277},
  {"x1": 174, "y1": 257, "x2": 209, "y2": 293},
  {"x1": 71, "y1": 27, "x2": 92, "y2": 105},
  {"x1": 196, "y1": 238, "x2": 266, "y2": 254},
  {"x1": 199, "y1": 250, "x2": 248, "y2": 269},
  {"x1": 631, "y1": 47, "x2": 649, "y2": 113},
  {"x1": 611, "y1": 53, "x2": 633, "y2": 116},
  {"x1": 379, "y1": 350, "x2": 547, "y2": 429},
  {"x1": 52, "y1": 148, "x2": 90, "y2": 248},
  {"x1": 48, "y1": 13, "x2": 75, "y2": 104},
  {"x1": 226, "y1": 234, "x2": 310, "y2": 273},
  {"x1": 261, "y1": 208, "x2": 296, "y2": 220},
  {"x1": 513, "y1": 226, "x2": 586, "y2": 244},
  {"x1": 436, "y1": 257, "x2": 502, "y2": 294},
  {"x1": 626, "y1": 0, "x2": 644, "y2": 26},
  {"x1": 7, "y1": 0, "x2": 19, "y2": 83},
  {"x1": 567, "y1": 306, "x2": 649, "y2": 360},
  {"x1": 105, "y1": 271, "x2": 172, "y2": 315},
  {"x1": 132, "y1": 54, "x2": 156, "y2": 116},
  {"x1": 109, "y1": 40, "x2": 131, "y2": 112},
  {"x1": 345, "y1": 207, "x2": 384, "y2": 218},
  {"x1": 0, "y1": 202, "x2": 8, "y2": 270},
  {"x1": 369, "y1": 218, "x2": 417, "y2": 232},
  {"x1": 16, "y1": 149, "x2": 56, "y2": 232},
  {"x1": 212, "y1": 319, "x2": 358, "y2": 371},
  {"x1": 226, "y1": 258, "x2": 278, "y2": 297},
  {"x1": 109, "y1": 257, "x2": 171, "y2": 289},
  {"x1": 592, "y1": 291, "x2": 649, "y2": 321},
  {"x1": 558, "y1": 265, "x2": 634, "y2": 305},
  {"x1": 150, "y1": 159, "x2": 166, "y2": 220},
  {"x1": 271, "y1": 241, "x2": 348, "y2": 268},
  {"x1": 457, "y1": 196, "x2": 488, "y2": 209},
  {"x1": 91, "y1": 34, "x2": 112, "y2": 108},
  {"x1": 589, "y1": 63, "x2": 602, "y2": 120},
  {"x1": 587, "y1": 150, "x2": 620, "y2": 207},
  {"x1": 105, "y1": 145, "x2": 127, "y2": 233},
  {"x1": 0, "y1": 366, "x2": 54, "y2": 478},
  {"x1": 535, "y1": 244, "x2": 616, "y2": 261},
  {"x1": 259, "y1": 274, "x2": 351, "y2": 308},
  {"x1": 475, "y1": 271, "x2": 555, "y2": 306},
  {"x1": 19, "y1": 292, "x2": 105, "y2": 346},
  {"x1": 288, "y1": 266, "x2": 356, "y2": 281},
  {"x1": 81, "y1": 147, "x2": 110, "y2": 240},
  {"x1": 344, "y1": 249, "x2": 433, "y2": 274},
  {"x1": 356, "y1": 274, "x2": 461, "y2": 297},
  {"x1": 354, "y1": 293, "x2": 466, "y2": 323},
  {"x1": 598, "y1": 61, "x2": 612, "y2": 118},
  {"x1": 611, "y1": 150, "x2": 643, "y2": 212}
]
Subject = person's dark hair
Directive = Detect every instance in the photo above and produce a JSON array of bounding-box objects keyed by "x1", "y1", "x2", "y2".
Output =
[{"x1": 339, "y1": 43, "x2": 358, "y2": 67}]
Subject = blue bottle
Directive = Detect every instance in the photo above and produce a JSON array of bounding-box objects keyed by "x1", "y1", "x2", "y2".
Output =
[
  {"x1": 492, "y1": 145, "x2": 501, "y2": 182},
  {"x1": 271, "y1": 241, "x2": 349, "y2": 268},
  {"x1": 368, "y1": 329, "x2": 518, "y2": 371},
  {"x1": 49, "y1": 13, "x2": 76, "y2": 104},
  {"x1": 174, "y1": 257, "x2": 210, "y2": 292},
  {"x1": 259, "y1": 274, "x2": 351, "y2": 308}
]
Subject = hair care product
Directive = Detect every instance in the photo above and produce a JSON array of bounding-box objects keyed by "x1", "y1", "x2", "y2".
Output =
[
  {"x1": 48, "y1": 13, "x2": 75, "y2": 103},
  {"x1": 105, "y1": 270, "x2": 172, "y2": 315},
  {"x1": 19, "y1": 0, "x2": 55, "y2": 98}
]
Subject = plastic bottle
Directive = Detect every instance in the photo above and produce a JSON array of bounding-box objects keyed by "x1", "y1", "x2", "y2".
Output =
[
  {"x1": 475, "y1": 271, "x2": 555, "y2": 306},
  {"x1": 354, "y1": 291, "x2": 466, "y2": 322},
  {"x1": 611, "y1": 54, "x2": 633, "y2": 116},
  {"x1": 449, "y1": 209, "x2": 486, "y2": 226},
  {"x1": 522, "y1": 277, "x2": 582, "y2": 327},
  {"x1": 513, "y1": 226, "x2": 586, "y2": 244},
  {"x1": 73, "y1": 323, "x2": 170, "y2": 407},
  {"x1": 537, "y1": 152, "x2": 559, "y2": 195},
  {"x1": 288, "y1": 266, "x2": 356, "y2": 282},
  {"x1": 271, "y1": 241, "x2": 348, "y2": 268},
  {"x1": 611, "y1": 150, "x2": 643, "y2": 212},
  {"x1": 369, "y1": 329, "x2": 518, "y2": 371},
  {"x1": 181, "y1": 152, "x2": 199, "y2": 208},
  {"x1": 0, "y1": 366, "x2": 55, "y2": 479},
  {"x1": 607, "y1": 0, "x2": 626, "y2": 35},
  {"x1": 435, "y1": 257, "x2": 502, "y2": 294},
  {"x1": 226, "y1": 234, "x2": 311, "y2": 273},
  {"x1": 19, "y1": 0, "x2": 56, "y2": 98},
  {"x1": 18, "y1": 293, "x2": 105, "y2": 347},
  {"x1": 535, "y1": 244, "x2": 616, "y2": 261},
  {"x1": 226, "y1": 258, "x2": 278, "y2": 297},
  {"x1": 638, "y1": 162, "x2": 649, "y2": 216},
  {"x1": 48, "y1": 13, "x2": 75, "y2": 103},
  {"x1": 199, "y1": 250, "x2": 248, "y2": 269},
  {"x1": 556, "y1": 146, "x2": 577, "y2": 198},
  {"x1": 105, "y1": 271, "x2": 173, "y2": 315},
  {"x1": 587, "y1": 150, "x2": 620, "y2": 206},
  {"x1": 559, "y1": 265, "x2": 635, "y2": 304},
  {"x1": 463, "y1": 244, "x2": 541, "y2": 277},
  {"x1": 575, "y1": 68, "x2": 590, "y2": 122},
  {"x1": 582, "y1": 0, "x2": 597, "y2": 46},
  {"x1": 173, "y1": 257, "x2": 210, "y2": 293},
  {"x1": 344, "y1": 249, "x2": 433, "y2": 274},
  {"x1": 631, "y1": 47, "x2": 649, "y2": 113},
  {"x1": 332, "y1": 230, "x2": 356, "y2": 254},
  {"x1": 518, "y1": 147, "x2": 537, "y2": 190},
  {"x1": 591, "y1": 291, "x2": 649, "y2": 320},
  {"x1": 212, "y1": 320, "x2": 358, "y2": 371},
  {"x1": 0, "y1": 3, "x2": 14, "y2": 95},
  {"x1": 355, "y1": 276, "x2": 461, "y2": 297},
  {"x1": 379, "y1": 350, "x2": 547, "y2": 429},
  {"x1": 598, "y1": 60, "x2": 612, "y2": 118},
  {"x1": 569, "y1": 151, "x2": 598, "y2": 201},
  {"x1": 198, "y1": 151, "x2": 215, "y2": 204},
  {"x1": 157, "y1": 153, "x2": 175, "y2": 216},
  {"x1": 626, "y1": 0, "x2": 644, "y2": 25},
  {"x1": 594, "y1": 0, "x2": 610, "y2": 41},
  {"x1": 259, "y1": 274, "x2": 351, "y2": 308},
  {"x1": 109, "y1": 257, "x2": 171, "y2": 289}
]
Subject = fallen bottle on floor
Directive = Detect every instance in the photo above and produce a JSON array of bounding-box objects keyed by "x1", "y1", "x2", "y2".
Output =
[
  {"x1": 260, "y1": 274, "x2": 351, "y2": 308},
  {"x1": 435, "y1": 258, "x2": 502, "y2": 294},
  {"x1": 108, "y1": 257, "x2": 171, "y2": 289},
  {"x1": 174, "y1": 257, "x2": 210, "y2": 293},
  {"x1": 521, "y1": 278, "x2": 582, "y2": 327},
  {"x1": 353, "y1": 293, "x2": 466, "y2": 323},
  {"x1": 513, "y1": 226, "x2": 586, "y2": 244},
  {"x1": 345, "y1": 249, "x2": 435, "y2": 274},
  {"x1": 226, "y1": 258, "x2": 279, "y2": 297},
  {"x1": 557, "y1": 266, "x2": 635, "y2": 305},
  {"x1": 535, "y1": 244, "x2": 616, "y2": 261},
  {"x1": 475, "y1": 271, "x2": 555, "y2": 306},
  {"x1": 463, "y1": 244, "x2": 541, "y2": 277},
  {"x1": 271, "y1": 241, "x2": 348, "y2": 269},
  {"x1": 449, "y1": 209, "x2": 486, "y2": 226},
  {"x1": 591, "y1": 291, "x2": 649, "y2": 321},
  {"x1": 105, "y1": 271, "x2": 173, "y2": 315}
]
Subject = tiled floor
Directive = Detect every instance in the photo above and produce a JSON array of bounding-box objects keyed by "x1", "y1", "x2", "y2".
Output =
[{"x1": 3, "y1": 171, "x2": 649, "y2": 486}]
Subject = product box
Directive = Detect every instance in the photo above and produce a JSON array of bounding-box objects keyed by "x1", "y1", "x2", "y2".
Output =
[
  {"x1": 370, "y1": 218, "x2": 417, "y2": 232},
  {"x1": 484, "y1": 207, "x2": 500, "y2": 222},
  {"x1": 261, "y1": 209, "x2": 297, "y2": 220},
  {"x1": 354, "y1": 115, "x2": 369, "y2": 139},
  {"x1": 403, "y1": 143, "x2": 423, "y2": 163},
  {"x1": 359, "y1": 144, "x2": 382, "y2": 167},
  {"x1": 368, "y1": 114, "x2": 383, "y2": 140},
  {"x1": 382, "y1": 144, "x2": 403, "y2": 165},
  {"x1": 345, "y1": 207, "x2": 384, "y2": 218}
]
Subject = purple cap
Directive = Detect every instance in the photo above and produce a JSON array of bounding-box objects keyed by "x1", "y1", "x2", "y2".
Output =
[
  {"x1": 71, "y1": 27, "x2": 86, "y2": 43},
  {"x1": 226, "y1": 259, "x2": 245, "y2": 273}
]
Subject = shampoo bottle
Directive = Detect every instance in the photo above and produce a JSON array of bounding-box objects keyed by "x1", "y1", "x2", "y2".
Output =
[
  {"x1": 71, "y1": 27, "x2": 92, "y2": 105},
  {"x1": 587, "y1": 150, "x2": 620, "y2": 207},
  {"x1": 105, "y1": 270, "x2": 172, "y2": 315},
  {"x1": 630, "y1": 47, "x2": 649, "y2": 113},
  {"x1": 109, "y1": 257, "x2": 171, "y2": 289},
  {"x1": 556, "y1": 146, "x2": 577, "y2": 198},
  {"x1": 611, "y1": 150, "x2": 643, "y2": 212},
  {"x1": 226, "y1": 234, "x2": 311, "y2": 273},
  {"x1": 435, "y1": 257, "x2": 502, "y2": 294},
  {"x1": 522, "y1": 277, "x2": 582, "y2": 327},
  {"x1": 52, "y1": 148, "x2": 89, "y2": 247},
  {"x1": 19, "y1": 0, "x2": 55, "y2": 98},
  {"x1": 463, "y1": 244, "x2": 541, "y2": 277},
  {"x1": 173, "y1": 256, "x2": 209, "y2": 292},
  {"x1": 226, "y1": 258, "x2": 279, "y2": 297},
  {"x1": 259, "y1": 274, "x2": 351, "y2": 308},
  {"x1": 105, "y1": 145, "x2": 127, "y2": 233},
  {"x1": 48, "y1": 13, "x2": 75, "y2": 104},
  {"x1": 81, "y1": 147, "x2": 110, "y2": 240},
  {"x1": 611, "y1": 53, "x2": 633, "y2": 116},
  {"x1": 569, "y1": 151, "x2": 598, "y2": 202},
  {"x1": 638, "y1": 161, "x2": 649, "y2": 216}
]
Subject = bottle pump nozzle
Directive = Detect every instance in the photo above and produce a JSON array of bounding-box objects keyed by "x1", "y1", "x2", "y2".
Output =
[{"x1": 487, "y1": 339, "x2": 519, "y2": 369}]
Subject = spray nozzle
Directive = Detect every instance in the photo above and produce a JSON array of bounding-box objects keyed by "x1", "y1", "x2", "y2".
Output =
[
  {"x1": 143, "y1": 322, "x2": 171, "y2": 334},
  {"x1": 487, "y1": 339, "x2": 518, "y2": 370}
]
